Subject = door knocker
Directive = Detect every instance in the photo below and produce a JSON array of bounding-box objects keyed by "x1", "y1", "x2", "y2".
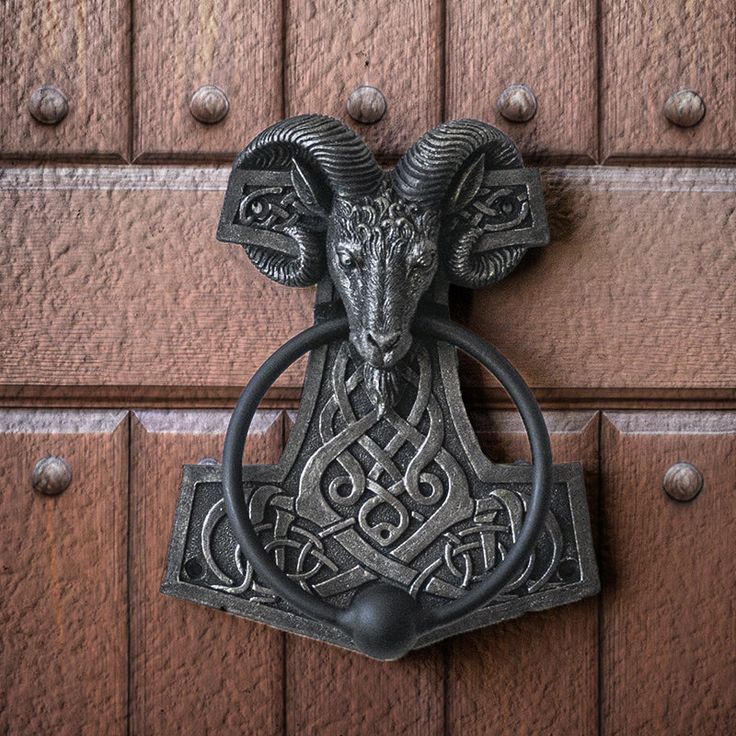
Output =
[{"x1": 163, "y1": 115, "x2": 599, "y2": 660}]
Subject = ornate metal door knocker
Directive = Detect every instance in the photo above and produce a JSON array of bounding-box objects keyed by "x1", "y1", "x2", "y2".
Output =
[{"x1": 163, "y1": 115, "x2": 599, "y2": 660}]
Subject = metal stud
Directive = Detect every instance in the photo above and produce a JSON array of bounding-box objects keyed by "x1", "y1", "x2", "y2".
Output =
[
  {"x1": 663, "y1": 462, "x2": 703, "y2": 502},
  {"x1": 32, "y1": 456, "x2": 73, "y2": 496},
  {"x1": 496, "y1": 84, "x2": 537, "y2": 123},
  {"x1": 346, "y1": 85, "x2": 387, "y2": 125},
  {"x1": 663, "y1": 89, "x2": 705, "y2": 128},
  {"x1": 28, "y1": 85, "x2": 69, "y2": 125},
  {"x1": 190, "y1": 85, "x2": 229, "y2": 125}
]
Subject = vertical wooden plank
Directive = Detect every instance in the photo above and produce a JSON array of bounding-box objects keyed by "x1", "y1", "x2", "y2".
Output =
[
  {"x1": 446, "y1": 1, "x2": 597, "y2": 161},
  {"x1": 130, "y1": 410, "x2": 285, "y2": 735},
  {"x1": 286, "y1": 643, "x2": 444, "y2": 735},
  {"x1": 602, "y1": 1, "x2": 736, "y2": 161},
  {"x1": 134, "y1": 0, "x2": 282, "y2": 160},
  {"x1": 0, "y1": 410, "x2": 128, "y2": 735},
  {"x1": 447, "y1": 411, "x2": 599, "y2": 736},
  {"x1": 283, "y1": 410, "x2": 444, "y2": 735},
  {"x1": 601, "y1": 412, "x2": 736, "y2": 736},
  {"x1": 0, "y1": 0, "x2": 129, "y2": 160},
  {"x1": 286, "y1": 0, "x2": 442, "y2": 158}
]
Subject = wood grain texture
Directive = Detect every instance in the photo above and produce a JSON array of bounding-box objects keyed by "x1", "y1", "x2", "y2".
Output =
[
  {"x1": 2, "y1": 166, "x2": 734, "y2": 396},
  {"x1": 601, "y1": 412, "x2": 736, "y2": 736},
  {"x1": 446, "y1": 0, "x2": 597, "y2": 161},
  {"x1": 130, "y1": 409, "x2": 285, "y2": 735},
  {"x1": 286, "y1": 0, "x2": 442, "y2": 158},
  {"x1": 0, "y1": 0, "x2": 129, "y2": 160},
  {"x1": 602, "y1": 1, "x2": 736, "y2": 161},
  {"x1": 0, "y1": 168, "x2": 314, "y2": 392},
  {"x1": 0, "y1": 410, "x2": 128, "y2": 735},
  {"x1": 447, "y1": 410, "x2": 599, "y2": 736},
  {"x1": 286, "y1": 639, "x2": 444, "y2": 736},
  {"x1": 134, "y1": 0, "x2": 282, "y2": 160},
  {"x1": 455, "y1": 167, "x2": 736, "y2": 393}
]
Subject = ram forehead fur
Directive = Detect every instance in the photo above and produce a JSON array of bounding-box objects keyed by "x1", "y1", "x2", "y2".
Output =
[{"x1": 334, "y1": 189, "x2": 438, "y2": 260}]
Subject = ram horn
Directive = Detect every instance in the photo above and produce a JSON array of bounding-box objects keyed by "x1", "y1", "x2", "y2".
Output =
[
  {"x1": 229, "y1": 115, "x2": 384, "y2": 286},
  {"x1": 393, "y1": 119, "x2": 525, "y2": 288}
]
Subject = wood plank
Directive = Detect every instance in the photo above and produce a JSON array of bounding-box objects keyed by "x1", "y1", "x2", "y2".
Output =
[
  {"x1": 283, "y1": 408, "x2": 444, "y2": 735},
  {"x1": 286, "y1": 0, "x2": 442, "y2": 159},
  {"x1": 601, "y1": 412, "x2": 736, "y2": 736},
  {"x1": 456, "y1": 166, "x2": 736, "y2": 394},
  {"x1": 0, "y1": 167, "x2": 314, "y2": 392},
  {"x1": 446, "y1": 411, "x2": 599, "y2": 736},
  {"x1": 130, "y1": 409, "x2": 285, "y2": 735},
  {"x1": 0, "y1": 410, "x2": 128, "y2": 735},
  {"x1": 133, "y1": 0, "x2": 282, "y2": 160},
  {"x1": 0, "y1": 0, "x2": 129, "y2": 160},
  {"x1": 446, "y1": 0, "x2": 597, "y2": 161},
  {"x1": 286, "y1": 632, "x2": 444, "y2": 735},
  {"x1": 0, "y1": 166, "x2": 734, "y2": 394},
  {"x1": 602, "y1": 1, "x2": 736, "y2": 161}
]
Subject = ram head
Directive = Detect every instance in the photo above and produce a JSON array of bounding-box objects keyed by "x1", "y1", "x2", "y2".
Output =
[{"x1": 217, "y1": 115, "x2": 548, "y2": 407}]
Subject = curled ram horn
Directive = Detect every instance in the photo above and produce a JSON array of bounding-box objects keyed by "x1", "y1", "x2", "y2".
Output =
[
  {"x1": 392, "y1": 119, "x2": 527, "y2": 289},
  {"x1": 223, "y1": 115, "x2": 385, "y2": 287},
  {"x1": 243, "y1": 226, "x2": 326, "y2": 288}
]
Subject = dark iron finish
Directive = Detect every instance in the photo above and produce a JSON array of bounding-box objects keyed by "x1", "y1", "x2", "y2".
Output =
[
  {"x1": 162, "y1": 115, "x2": 599, "y2": 659},
  {"x1": 219, "y1": 315, "x2": 554, "y2": 659}
]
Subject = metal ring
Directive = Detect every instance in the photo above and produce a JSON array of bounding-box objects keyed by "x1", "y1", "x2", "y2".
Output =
[{"x1": 222, "y1": 315, "x2": 553, "y2": 655}]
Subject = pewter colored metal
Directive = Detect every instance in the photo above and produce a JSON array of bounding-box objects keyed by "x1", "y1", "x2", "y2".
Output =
[{"x1": 162, "y1": 115, "x2": 599, "y2": 658}]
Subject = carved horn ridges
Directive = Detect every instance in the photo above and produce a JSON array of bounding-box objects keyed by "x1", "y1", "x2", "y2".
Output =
[
  {"x1": 392, "y1": 119, "x2": 521, "y2": 208},
  {"x1": 235, "y1": 114, "x2": 384, "y2": 199},
  {"x1": 226, "y1": 115, "x2": 384, "y2": 287},
  {"x1": 393, "y1": 119, "x2": 526, "y2": 289}
]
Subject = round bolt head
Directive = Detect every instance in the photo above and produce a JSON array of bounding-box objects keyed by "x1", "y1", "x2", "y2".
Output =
[
  {"x1": 28, "y1": 85, "x2": 69, "y2": 125},
  {"x1": 663, "y1": 462, "x2": 703, "y2": 502},
  {"x1": 32, "y1": 456, "x2": 72, "y2": 496},
  {"x1": 346, "y1": 85, "x2": 387, "y2": 125},
  {"x1": 663, "y1": 89, "x2": 705, "y2": 128},
  {"x1": 190, "y1": 84, "x2": 229, "y2": 124},
  {"x1": 496, "y1": 84, "x2": 537, "y2": 123}
]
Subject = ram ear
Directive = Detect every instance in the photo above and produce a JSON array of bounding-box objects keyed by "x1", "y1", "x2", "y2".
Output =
[
  {"x1": 291, "y1": 158, "x2": 329, "y2": 219},
  {"x1": 447, "y1": 153, "x2": 485, "y2": 214}
]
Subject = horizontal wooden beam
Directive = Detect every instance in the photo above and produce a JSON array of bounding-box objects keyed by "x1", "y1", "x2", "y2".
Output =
[{"x1": 1, "y1": 165, "x2": 733, "y2": 398}]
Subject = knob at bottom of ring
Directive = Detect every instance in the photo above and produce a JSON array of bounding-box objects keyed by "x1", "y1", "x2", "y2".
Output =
[{"x1": 339, "y1": 583, "x2": 420, "y2": 660}]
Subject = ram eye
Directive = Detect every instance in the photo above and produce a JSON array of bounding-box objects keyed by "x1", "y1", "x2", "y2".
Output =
[
  {"x1": 337, "y1": 251, "x2": 358, "y2": 269},
  {"x1": 412, "y1": 253, "x2": 435, "y2": 270}
]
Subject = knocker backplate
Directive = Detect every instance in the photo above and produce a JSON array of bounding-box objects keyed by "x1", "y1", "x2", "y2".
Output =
[{"x1": 162, "y1": 317, "x2": 599, "y2": 652}]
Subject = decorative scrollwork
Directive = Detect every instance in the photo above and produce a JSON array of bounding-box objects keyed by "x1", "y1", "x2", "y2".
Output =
[
  {"x1": 233, "y1": 183, "x2": 324, "y2": 234},
  {"x1": 447, "y1": 184, "x2": 533, "y2": 235},
  {"x1": 192, "y1": 343, "x2": 568, "y2": 606}
]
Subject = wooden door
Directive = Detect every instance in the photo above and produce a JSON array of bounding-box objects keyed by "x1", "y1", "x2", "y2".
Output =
[{"x1": 1, "y1": 2, "x2": 734, "y2": 735}]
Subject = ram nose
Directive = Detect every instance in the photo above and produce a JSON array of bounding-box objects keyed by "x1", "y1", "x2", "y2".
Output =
[
  {"x1": 366, "y1": 331, "x2": 400, "y2": 353},
  {"x1": 362, "y1": 329, "x2": 408, "y2": 367}
]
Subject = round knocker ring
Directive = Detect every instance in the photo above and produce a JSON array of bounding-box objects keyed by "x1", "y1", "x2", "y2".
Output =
[{"x1": 222, "y1": 315, "x2": 553, "y2": 660}]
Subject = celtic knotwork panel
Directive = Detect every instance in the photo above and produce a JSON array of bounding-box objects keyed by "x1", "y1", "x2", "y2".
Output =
[
  {"x1": 163, "y1": 335, "x2": 598, "y2": 649},
  {"x1": 175, "y1": 342, "x2": 578, "y2": 612},
  {"x1": 447, "y1": 184, "x2": 533, "y2": 235},
  {"x1": 232, "y1": 180, "x2": 323, "y2": 235}
]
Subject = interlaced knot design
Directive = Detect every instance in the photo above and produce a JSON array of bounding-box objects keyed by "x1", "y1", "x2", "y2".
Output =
[{"x1": 200, "y1": 343, "x2": 565, "y2": 604}]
